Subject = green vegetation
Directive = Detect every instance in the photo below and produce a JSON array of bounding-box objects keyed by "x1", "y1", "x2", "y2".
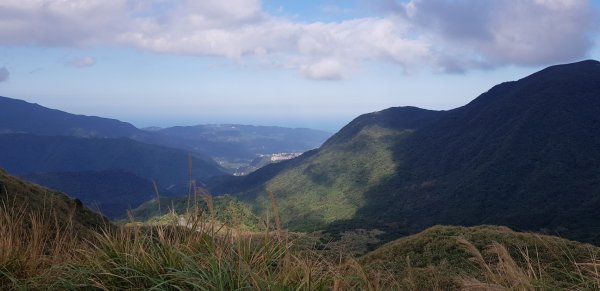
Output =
[
  {"x1": 361, "y1": 225, "x2": 600, "y2": 290},
  {"x1": 4, "y1": 61, "x2": 600, "y2": 289},
  {"x1": 257, "y1": 125, "x2": 405, "y2": 230},
  {"x1": 0, "y1": 173, "x2": 400, "y2": 290},
  {"x1": 210, "y1": 122, "x2": 423, "y2": 232},
  {"x1": 0, "y1": 169, "x2": 108, "y2": 232},
  {"x1": 211, "y1": 60, "x2": 600, "y2": 245},
  {"x1": 2, "y1": 169, "x2": 599, "y2": 290},
  {"x1": 26, "y1": 170, "x2": 156, "y2": 219},
  {"x1": 128, "y1": 194, "x2": 261, "y2": 231},
  {"x1": 2, "y1": 201, "x2": 600, "y2": 289}
]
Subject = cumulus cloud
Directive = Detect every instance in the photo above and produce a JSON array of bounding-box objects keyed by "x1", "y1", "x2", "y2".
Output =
[
  {"x1": 0, "y1": 67, "x2": 8, "y2": 83},
  {"x1": 65, "y1": 56, "x2": 96, "y2": 68},
  {"x1": 0, "y1": 0, "x2": 597, "y2": 79},
  {"x1": 301, "y1": 59, "x2": 345, "y2": 81}
]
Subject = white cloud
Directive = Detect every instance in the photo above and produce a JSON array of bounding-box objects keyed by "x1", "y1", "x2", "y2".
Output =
[
  {"x1": 0, "y1": 0, "x2": 129, "y2": 46},
  {"x1": 301, "y1": 58, "x2": 345, "y2": 81},
  {"x1": 0, "y1": 0, "x2": 597, "y2": 79},
  {"x1": 0, "y1": 67, "x2": 9, "y2": 83}
]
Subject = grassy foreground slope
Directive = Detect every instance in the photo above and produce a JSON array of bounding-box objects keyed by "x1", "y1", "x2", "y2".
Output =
[
  {"x1": 361, "y1": 225, "x2": 600, "y2": 290},
  {"x1": 25, "y1": 170, "x2": 156, "y2": 219},
  {"x1": 0, "y1": 168, "x2": 108, "y2": 231},
  {"x1": 0, "y1": 172, "x2": 597, "y2": 290},
  {"x1": 128, "y1": 194, "x2": 261, "y2": 230}
]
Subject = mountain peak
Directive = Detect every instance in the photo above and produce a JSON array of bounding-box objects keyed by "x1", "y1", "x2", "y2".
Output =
[{"x1": 522, "y1": 59, "x2": 600, "y2": 82}]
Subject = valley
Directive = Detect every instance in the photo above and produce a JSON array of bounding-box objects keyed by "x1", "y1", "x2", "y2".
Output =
[
  {"x1": 1, "y1": 60, "x2": 600, "y2": 290},
  {"x1": 0, "y1": 96, "x2": 330, "y2": 218}
]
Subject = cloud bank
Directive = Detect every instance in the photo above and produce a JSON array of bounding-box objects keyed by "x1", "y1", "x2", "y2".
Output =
[{"x1": 0, "y1": 0, "x2": 597, "y2": 79}]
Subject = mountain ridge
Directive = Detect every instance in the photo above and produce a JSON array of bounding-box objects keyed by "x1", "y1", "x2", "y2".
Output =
[
  {"x1": 210, "y1": 59, "x2": 600, "y2": 244},
  {"x1": 0, "y1": 96, "x2": 140, "y2": 138}
]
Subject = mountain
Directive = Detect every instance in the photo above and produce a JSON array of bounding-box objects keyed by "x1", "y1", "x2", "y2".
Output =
[
  {"x1": 25, "y1": 170, "x2": 156, "y2": 219},
  {"x1": 0, "y1": 96, "x2": 139, "y2": 138},
  {"x1": 0, "y1": 96, "x2": 331, "y2": 218},
  {"x1": 0, "y1": 134, "x2": 226, "y2": 188},
  {"x1": 207, "y1": 106, "x2": 443, "y2": 230},
  {"x1": 0, "y1": 168, "x2": 109, "y2": 232},
  {"x1": 210, "y1": 60, "x2": 600, "y2": 244},
  {"x1": 0, "y1": 96, "x2": 331, "y2": 171},
  {"x1": 150, "y1": 124, "x2": 331, "y2": 161}
]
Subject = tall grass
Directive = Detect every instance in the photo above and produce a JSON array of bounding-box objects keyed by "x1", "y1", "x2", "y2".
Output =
[
  {"x1": 0, "y1": 199, "x2": 80, "y2": 287},
  {"x1": 0, "y1": 196, "x2": 400, "y2": 290},
  {"x1": 458, "y1": 238, "x2": 600, "y2": 290},
  {"x1": 2, "y1": 193, "x2": 600, "y2": 290}
]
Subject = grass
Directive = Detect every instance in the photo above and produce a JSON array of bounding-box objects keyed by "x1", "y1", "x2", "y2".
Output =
[
  {"x1": 2, "y1": 170, "x2": 600, "y2": 290},
  {"x1": 361, "y1": 225, "x2": 600, "y2": 290},
  {"x1": 127, "y1": 194, "x2": 261, "y2": 231},
  {"x1": 0, "y1": 197, "x2": 401, "y2": 290},
  {"x1": 3, "y1": 195, "x2": 600, "y2": 290}
]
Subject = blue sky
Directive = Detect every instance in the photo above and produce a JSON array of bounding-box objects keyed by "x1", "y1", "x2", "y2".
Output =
[{"x1": 0, "y1": 0, "x2": 599, "y2": 131}]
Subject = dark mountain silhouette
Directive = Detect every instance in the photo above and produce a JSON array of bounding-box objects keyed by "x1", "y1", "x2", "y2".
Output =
[
  {"x1": 0, "y1": 96, "x2": 331, "y2": 166},
  {"x1": 0, "y1": 134, "x2": 226, "y2": 188},
  {"x1": 356, "y1": 59, "x2": 600, "y2": 242},
  {"x1": 0, "y1": 96, "x2": 139, "y2": 138},
  {"x1": 210, "y1": 60, "x2": 600, "y2": 244}
]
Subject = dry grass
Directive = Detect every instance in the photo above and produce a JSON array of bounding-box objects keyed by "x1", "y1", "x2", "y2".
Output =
[
  {"x1": 0, "y1": 196, "x2": 400, "y2": 290},
  {"x1": 2, "y1": 193, "x2": 600, "y2": 290},
  {"x1": 457, "y1": 238, "x2": 600, "y2": 291},
  {"x1": 0, "y1": 199, "x2": 80, "y2": 285}
]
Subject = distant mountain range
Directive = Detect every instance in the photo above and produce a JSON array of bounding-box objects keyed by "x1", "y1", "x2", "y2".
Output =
[
  {"x1": 0, "y1": 134, "x2": 226, "y2": 218},
  {"x1": 146, "y1": 124, "x2": 331, "y2": 162},
  {"x1": 209, "y1": 60, "x2": 600, "y2": 244},
  {"x1": 0, "y1": 96, "x2": 331, "y2": 164},
  {"x1": 0, "y1": 96, "x2": 140, "y2": 138},
  {"x1": 0, "y1": 96, "x2": 330, "y2": 218},
  {"x1": 0, "y1": 134, "x2": 224, "y2": 186}
]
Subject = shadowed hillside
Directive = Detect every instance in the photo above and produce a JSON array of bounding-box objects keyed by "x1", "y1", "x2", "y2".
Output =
[
  {"x1": 0, "y1": 96, "x2": 331, "y2": 165},
  {"x1": 0, "y1": 134, "x2": 226, "y2": 188},
  {"x1": 0, "y1": 168, "x2": 108, "y2": 231},
  {"x1": 210, "y1": 60, "x2": 600, "y2": 244},
  {"x1": 208, "y1": 106, "x2": 442, "y2": 230},
  {"x1": 25, "y1": 170, "x2": 156, "y2": 219}
]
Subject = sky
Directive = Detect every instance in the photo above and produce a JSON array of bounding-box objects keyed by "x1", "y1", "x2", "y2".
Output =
[{"x1": 0, "y1": 0, "x2": 599, "y2": 131}]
